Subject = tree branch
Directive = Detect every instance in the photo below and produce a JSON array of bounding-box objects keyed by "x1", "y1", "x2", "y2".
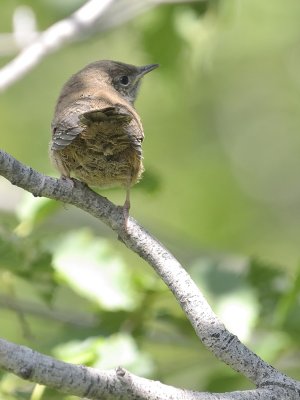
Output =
[
  {"x1": 0, "y1": 0, "x2": 115, "y2": 91},
  {"x1": 0, "y1": 338, "x2": 291, "y2": 400},
  {"x1": 0, "y1": 294, "x2": 96, "y2": 327},
  {"x1": 0, "y1": 149, "x2": 299, "y2": 399},
  {"x1": 0, "y1": 0, "x2": 200, "y2": 92}
]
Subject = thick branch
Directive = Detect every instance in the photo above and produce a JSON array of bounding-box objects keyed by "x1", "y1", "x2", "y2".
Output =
[
  {"x1": 0, "y1": 338, "x2": 290, "y2": 400},
  {"x1": 0, "y1": 149, "x2": 299, "y2": 399}
]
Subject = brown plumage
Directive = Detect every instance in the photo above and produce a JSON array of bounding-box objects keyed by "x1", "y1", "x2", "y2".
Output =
[{"x1": 50, "y1": 60, "x2": 158, "y2": 216}]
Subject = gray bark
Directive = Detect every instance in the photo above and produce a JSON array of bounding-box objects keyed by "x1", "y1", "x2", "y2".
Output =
[{"x1": 0, "y1": 149, "x2": 299, "y2": 400}]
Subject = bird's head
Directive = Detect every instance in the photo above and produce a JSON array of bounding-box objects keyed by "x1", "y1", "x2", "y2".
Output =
[{"x1": 85, "y1": 60, "x2": 159, "y2": 104}]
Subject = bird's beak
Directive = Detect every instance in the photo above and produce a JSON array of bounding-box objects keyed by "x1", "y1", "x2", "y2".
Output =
[{"x1": 137, "y1": 63, "x2": 159, "y2": 78}]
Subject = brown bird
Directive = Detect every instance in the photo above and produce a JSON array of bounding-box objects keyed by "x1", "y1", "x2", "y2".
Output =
[{"x1": 50, "y1": 60, "x2": 158, "y2": 219}]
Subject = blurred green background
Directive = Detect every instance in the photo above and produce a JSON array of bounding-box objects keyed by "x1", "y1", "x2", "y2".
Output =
[{"x1": 1, "y1": 0, "x2": 300, "y2": 399}]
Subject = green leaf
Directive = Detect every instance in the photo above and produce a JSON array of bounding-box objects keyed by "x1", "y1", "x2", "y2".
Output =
[
  {"x1": 247, "y1": 258, "x2": 289, "y2": 326},
  {"x1": 15, "y1": 194, "x2": 60, "y2": 236},
  {"x1": 51, "y1": 230, "x2": 138, "y2": 311},
  {"x1": 0, "y1": 228, "x2": 52, "y2": 276},
  {"x1": 54, "y1": 333, "x2": 154, "y2": 377},
  {"x1": 0, "y1": 225, "x2": 56, "y2": 302},
  {"x1": 190, "y1": 256, "x2": 258, "y2": 341}
]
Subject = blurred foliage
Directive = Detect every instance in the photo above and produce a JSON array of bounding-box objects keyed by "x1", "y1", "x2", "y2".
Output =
[{"x1": 1, "y1": 0, "x2": 300, "y2": 399}]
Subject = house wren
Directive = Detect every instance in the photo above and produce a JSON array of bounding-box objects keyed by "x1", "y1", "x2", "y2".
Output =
[{"x1": 50, "y1": 60, "x2": 158, "y2": 217}]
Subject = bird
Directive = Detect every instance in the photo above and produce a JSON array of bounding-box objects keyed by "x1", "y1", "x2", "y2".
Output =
[{"x1": 49, "y1": 60, "x2": 158, "y2": 221}]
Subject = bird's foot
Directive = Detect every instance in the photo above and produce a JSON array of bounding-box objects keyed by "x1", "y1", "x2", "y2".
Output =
[
  {"x1": 60, "y1": 176, "x2": 89, "y2": 191},
  {"x1": 58, "y1": 176, "x2": 75, "y2": 192},
  {"x1": 122, "y1": 191, "x2": 131, "y2": 229}
]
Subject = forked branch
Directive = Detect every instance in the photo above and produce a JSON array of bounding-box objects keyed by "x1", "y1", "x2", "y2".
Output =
[{"x1": 0, "y1": 149, "x2": 299, "y2": 400}]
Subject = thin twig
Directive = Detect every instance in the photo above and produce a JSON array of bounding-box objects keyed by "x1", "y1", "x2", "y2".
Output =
[
  {"x1": 0, "y1": 0, "x2": 115, "y2": 91},
  {"x1": 0, "y1": 0, "x2": 206, "y2": 92},
  {"x1": 0, "y1": 294, "x2": 96, "y2": 327}
]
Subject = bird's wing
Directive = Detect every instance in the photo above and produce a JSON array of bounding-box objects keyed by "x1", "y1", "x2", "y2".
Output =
[
  {"x1": 51, "y1": 106, "x2": 134, "y2": 151},
  {"x1": 80, "y1": 107, "x2": 133, "y2": 124},
  {"x1": 51, "y1": 111, "x2": 82, "y2": 151}
]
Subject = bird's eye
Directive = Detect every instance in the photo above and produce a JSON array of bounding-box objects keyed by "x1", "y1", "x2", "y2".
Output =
[{"x1": 119, "y1": 75, "x2": 129, "y2": 86}]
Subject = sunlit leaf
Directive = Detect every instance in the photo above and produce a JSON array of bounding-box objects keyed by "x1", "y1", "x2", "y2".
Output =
[
  {"x1": 52, "y1": 230, "x2": 138, "y2": 311},
  {"x1": 190, "y1": 256, "x2": 258, "y2": 341},
  {"x1": 15, "y1": 194, "x2": 59, "y2": 236},
  {"x1": 54, "y1": 333, "x2": 154, "y2": 377},
  {"x1": 215, "y1": 290, "x2": 258, "y2": 342}
]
